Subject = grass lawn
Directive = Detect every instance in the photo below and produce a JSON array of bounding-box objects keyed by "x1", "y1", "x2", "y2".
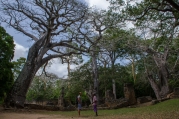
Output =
[{"x1": 39, "y1": 99, "x2": 179, "y2": 119}]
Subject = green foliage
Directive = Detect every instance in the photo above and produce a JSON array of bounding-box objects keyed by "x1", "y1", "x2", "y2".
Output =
[
  {"x1": 167, "y1": 38, "x2": 179, "y2": 79},
  {"x1": 134, "y1": 81, "x2": 155, "y2": 98},
  {"x1": 98, "y1": 64, "x2": 133, "y2": 98},
  {"x1": 26, "y1": 74, "x2": 61, "y2": 102},
  {"x1": 67, "y1": 60, "x2": 136, "y2": 102},
  {"x1": 65, "y1": 86, "x2": 89, "y2": 105},
  {"x1": 12, "y1": 57, "x2": 26, "y2": 80},
  {"x1": 168, "y1": 79, "x2": 179, "y2": 90},
  {"x1": 65, "y1": 62, "x2": 92, "y2": 104},
  {"x1": 0, "y1": 26, "x2": 15, "y2": 102},
  {"x1": 107, "y1": 0, "x2": 179, "y2": 99}
]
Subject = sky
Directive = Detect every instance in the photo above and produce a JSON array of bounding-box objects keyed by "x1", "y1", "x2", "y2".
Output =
[
  {"x1": 3, "y1": 0, "x2": 110, "y2": 78},
  {"x1": 85, "y1": 0, "x2": 110, "y2": 9}
]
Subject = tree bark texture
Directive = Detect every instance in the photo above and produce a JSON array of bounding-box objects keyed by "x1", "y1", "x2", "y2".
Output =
[
  {"x1": 147, "y1": 72, "x2": 162, "y2": 100},
  {"x1": 110, "y1": 50, "x2": 119, "y2": 100},
  {"x1": 5, "y1": 37, "x2": 48, "y2": 107},
  {"x1": 146, "y1": 54, "x2": 170, "y2": 100},
  {"x1": 91, "y1": 50, "x2": 99, "y2": 104}
]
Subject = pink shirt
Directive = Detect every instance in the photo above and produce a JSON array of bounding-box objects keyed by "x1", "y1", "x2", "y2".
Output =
[{"x1": 93, "y1": 95, "x2": 97, "y2": 105}]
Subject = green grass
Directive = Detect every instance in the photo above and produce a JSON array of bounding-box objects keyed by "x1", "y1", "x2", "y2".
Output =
[{"x1": 39, "y1": 99, "x2": 179, "y2": 119}]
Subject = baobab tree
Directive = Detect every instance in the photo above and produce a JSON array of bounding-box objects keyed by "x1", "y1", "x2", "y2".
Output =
[{"x1": 0, "y1": 0, "x2": 92, "y2": 107}]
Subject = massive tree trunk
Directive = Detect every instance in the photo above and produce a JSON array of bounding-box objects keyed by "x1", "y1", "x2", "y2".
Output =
[
  {"x1": 5, "y1": 37, "x2": 48, "y2": 107},
  {"x1": 146, "y1": 53, "x2": 170, "y2": 100},
  {"x1": 158, "y1": 65, "x2": 170, "y2": 97},
  {"x1": 154, "y1": 54, "x2": 170, "y2": 98},
  {"x1": 147, "y1": 72, "x2": 162, "y2": 100},
  {"x1": 147, "y1": 65, "x2": 169, "y2": 100}
]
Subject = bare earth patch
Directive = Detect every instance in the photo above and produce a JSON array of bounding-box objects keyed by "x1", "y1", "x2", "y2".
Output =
[
  {"x1": 0, "y1": 107, "x2": 132, "y2": 119},
  {"x1": 0, "y1": 112, "x2": 91, "y2": 119},
  {"x1": 0, "y1": 106, "x2": 86, "y2": 119},
  {"x1": 1, "y1": 113, "x2": 63, "y2": 119}
]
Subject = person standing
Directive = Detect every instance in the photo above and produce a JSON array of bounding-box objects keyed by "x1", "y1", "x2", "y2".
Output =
[
  {"x1": 77, "y1": 92, "x2": 82, "y2": 116},
  {"x1": 92, "y1": 93, "x2": 98, "y2": 116}
]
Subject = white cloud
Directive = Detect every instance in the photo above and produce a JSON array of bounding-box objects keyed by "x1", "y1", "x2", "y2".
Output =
[
  {"x1": 13, "y1": 42, "x2": 28, "y2": 61},
  {"x1": 49, "y1": 59, "x2": 68, "y2": 78},
  {"x1": 12, "y1": 42, "x2": 79, "y2": 78},
  {"x1": 86, "y1": 0, "x2": 110, "y2": 10},
  {"x1": 47, "y1": 58, "x2": 78, "y2": 78}
]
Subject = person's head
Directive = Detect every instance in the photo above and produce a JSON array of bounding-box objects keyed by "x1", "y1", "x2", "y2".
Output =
[
  {"x1": 79, "y1": 92, "x2": 81, "y2": 95},
  {"x1": 93, "y1": 92, "x2": 96, "y2": 96}
]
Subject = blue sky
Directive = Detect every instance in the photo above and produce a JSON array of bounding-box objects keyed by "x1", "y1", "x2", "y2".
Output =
[{"x1": 3, "y1": 0, "x2": 110, "y2": 78}]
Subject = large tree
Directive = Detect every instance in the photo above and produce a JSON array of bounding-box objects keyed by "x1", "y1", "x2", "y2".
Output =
[
  {"x1": 108, "y1": 0, "x2": 179, "y2": 100},
  {"x1": 0, "y1": 0, "x2": 95, "y2": 107},
  {"x1": 81, "y1": 9, "x2": 114, "y2": 103},
  {"x1": 99, "y1": 34, "x2": 121, "y2": 99},
  {"x1": 0, "y1": 26, "x2": 15, "y2": 102}
]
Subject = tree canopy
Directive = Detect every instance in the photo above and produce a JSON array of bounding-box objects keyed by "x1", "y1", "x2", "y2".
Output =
[
  {"x1": 0, "y1": 26, "x2": 15, "y2": 102},
  {"x1": 1, "y1": 0, "x2": 179, "y2": 107}
]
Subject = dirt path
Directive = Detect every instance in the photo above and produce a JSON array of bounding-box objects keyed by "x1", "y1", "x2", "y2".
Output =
[
  {"x1": 0, "y1": 106, "x2": 134, "y2": 119},
  {"x1": 1, "y1": 113, "x2": 64, "y2": 119},
  {"x1": 0, "y1": 106, "x2": 87, "y2": 119},
  {"x1": 0, "y1": 112, "x2": 90, "y2": 119}
]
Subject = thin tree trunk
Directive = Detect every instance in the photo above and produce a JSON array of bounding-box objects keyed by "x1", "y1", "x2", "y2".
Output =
[
  {"x1": 131, "y1": 58, "x2": 136, "y2": 83},
  {"x1": 112, "y1": 79, "x2": 116, "y2": 99},
  {"x1": 112, "y1": 62, "x2": 116, "y2": 99},
  {"x1": 67, "y1": 59, "x2": 70, "y2": 79},
  {"x1": 85, "y1": 86, "x2": 93, "y2": 104},
  {"x1": 91, "y1": 50, "x2": 99, "y2": 104}
]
